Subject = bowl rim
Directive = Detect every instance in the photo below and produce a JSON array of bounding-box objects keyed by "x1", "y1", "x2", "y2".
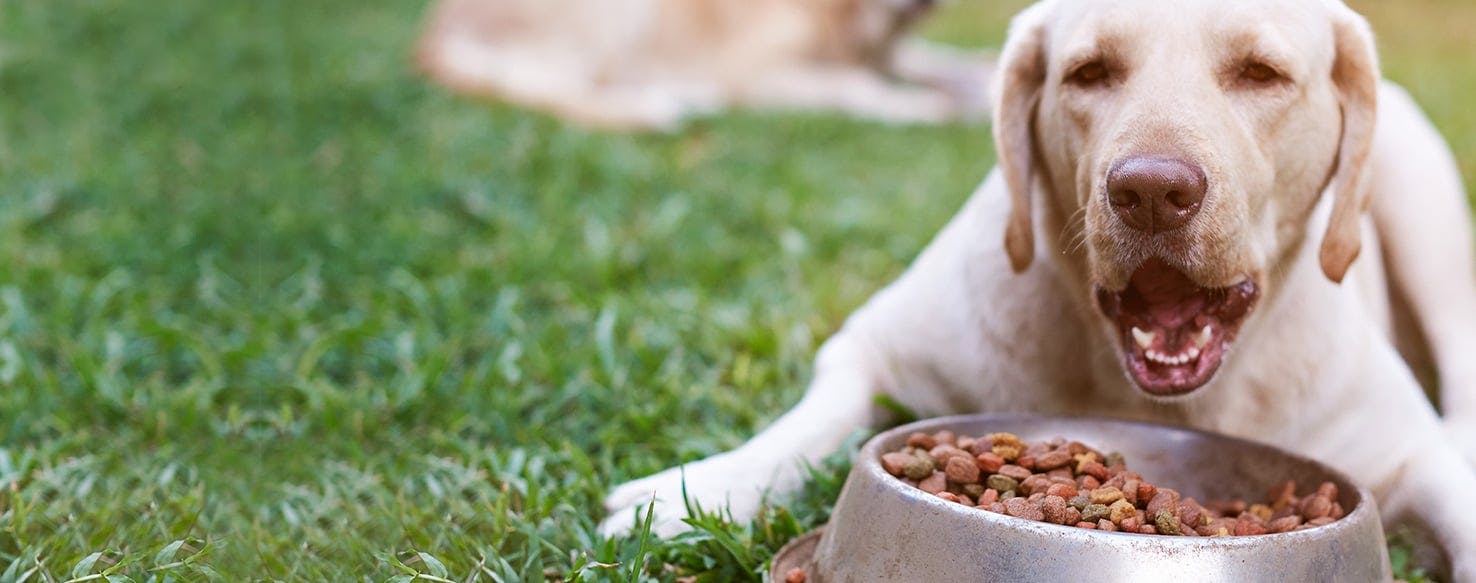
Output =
[{"x1": 859, "y1": 413, "x2": 1377, "y2": 547}]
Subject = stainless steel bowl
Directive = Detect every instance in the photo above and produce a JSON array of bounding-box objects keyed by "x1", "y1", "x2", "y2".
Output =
[{"x1": 772, "y1": 414, "x2": 1389, "y2": 582}]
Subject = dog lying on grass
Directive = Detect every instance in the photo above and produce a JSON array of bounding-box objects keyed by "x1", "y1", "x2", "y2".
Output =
[
  {"x1": 602, "y1": 0, "x2": 1476, "y2": 577},
  {"x1": 415, "y1": 0, "x2": 994, "y2": 130}
]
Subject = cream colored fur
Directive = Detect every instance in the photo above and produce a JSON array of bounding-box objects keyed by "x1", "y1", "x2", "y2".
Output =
[
  {"x1": 415, "y1": 0, "x2": 994, "y2": 130},
  {"x1": 601, "y1": 0, "x2": 1476, "y2": 577}
]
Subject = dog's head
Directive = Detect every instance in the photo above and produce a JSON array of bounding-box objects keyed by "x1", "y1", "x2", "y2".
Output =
[{"x1": 993, "y1": 0, "x2": 1379, "y2": 398}]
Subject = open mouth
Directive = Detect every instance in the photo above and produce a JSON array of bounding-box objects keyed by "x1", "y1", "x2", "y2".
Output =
[{"x1": 1095, "y1": 258, "x2": 1260, "y2": 397}]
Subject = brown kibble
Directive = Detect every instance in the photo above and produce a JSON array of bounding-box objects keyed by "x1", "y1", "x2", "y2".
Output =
[
  {"x1": 1120, "y1": 480, "x2": 1140, "y2": 506},
  {"x1": 946, "y1": 456, "x2": 981, "y2": 484},
  {"x1": 1035, "y1": 450, "x2": 1072, "y2": 471},
  {"x1": 1042, "y1": 495, "x2": 1070, "y2": 524},
  {"x1": 976, "y1": 452, "x2": 1006, "y2": 474},
  {"x1": 1268, "y1": 480, "x2": 1296, "y2": 510},
  {"x1": 1136, "y1": 482, "x2": 1157, "y2": 504},
  {"x1": 1300, "y1": 495, "x2": 1333, "y2": 520},
  {"x1": 785, "y1": 567, "x2": 806, "y2": 583},
  {"x1": 1234, "y1": 517, "x2": 1267, "y2": 536},
  {"x1": 906, "y1": 432, "x2": 938, "y2": 450},
  {"x1": 1090, "y1": 487, "x2": 1125, "y2": 505},
  {"x1": 987, "y1": 474, "x2": 1019, "y2": 493},
  {"x1": 881, "y1": 452, "x2": 913, "y2": 477},
  {"x1": 1004, "y1": 497, "x2": 1045, "y2": 521},
  {"x1": 1177, "y1": 499, "x2": 1205, "y2": 529},
  {"x1": 1145, "y1": 490, "x2": 1180, "y2": 519},
  {"x1": 1268, "y1": 515, "x2": 1302, "y2": 533},
  {"x1": 1020, "y1": 474, "x2": 1051, "y2": 495},
  {"x1": 884, "y1": 432, "x2": 1343, "y2": 537},
  {"x1": 1046, "y1": 482, "x2": 1078, "y2": 499},
  {"x1": 929, "y1": 445, "x2": 969, "y2": 468},
  {"x1": 919, "y1": 472, "x2": 947, "y2": 494},
  {"x1": 998, "y1": 464, "x2": 1032, "y2": 481}
]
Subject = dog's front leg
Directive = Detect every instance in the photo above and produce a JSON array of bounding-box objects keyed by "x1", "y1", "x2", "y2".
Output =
[
  {"x1": 598, "y1": 330, "x2": 889, "y2": 537},
  {"x1": 1376, "y1": 437, "x2": 1476, "y2": 581},
  {"x1": 1317, "y1": 342, "x2": 1476, "y2": 581}
]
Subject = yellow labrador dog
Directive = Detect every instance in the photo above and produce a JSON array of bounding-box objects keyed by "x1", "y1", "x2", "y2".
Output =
[
  {"x1": 603, "y1": 0, "x2": 1476, "y2": 576},
  {"x1": 416, "y1": 0, "x2": 994, "y2": 130}
]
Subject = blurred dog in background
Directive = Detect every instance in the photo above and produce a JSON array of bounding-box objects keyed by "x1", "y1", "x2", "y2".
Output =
[{"x1": 416, "y1": 0, "x2": 994, "y2": 130}]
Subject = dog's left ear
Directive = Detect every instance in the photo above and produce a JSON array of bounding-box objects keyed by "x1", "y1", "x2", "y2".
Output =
[
  {"x1": 1319, "y1": 5, "x2": 1380, "y2": 283},
  {"x1": 993, "y1": 2, "x2": 1050, "y2": 273}
]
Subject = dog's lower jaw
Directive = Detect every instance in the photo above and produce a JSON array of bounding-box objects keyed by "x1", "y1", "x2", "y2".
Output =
[{"x1": 1095, "y1": 259, "x2": 1261, "y2": 398}]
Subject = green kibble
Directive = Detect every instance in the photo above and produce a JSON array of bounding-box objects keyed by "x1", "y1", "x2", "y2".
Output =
[
  {"x1": 1106, "y1": 452, "x2": 1126, "y2": 468},
  {"x1": 1081, "y1": 503, "x2": 1111, "y2": 523},
  {"x1": 963, "y1": 483, "x2": 986, "y2": 498},
  {"x1": 1155, "y1": 510, "x2": 1182, "y2": 535},
  {"x1": 986, "y1": 474, "x2": 1019, "y2": 493},
  {"x1": 1068, "y1": 496, "x2": 1091, "y2": 511},
  {"x1": 903, "y1": 456, "x2": 935, "y2": 480}
]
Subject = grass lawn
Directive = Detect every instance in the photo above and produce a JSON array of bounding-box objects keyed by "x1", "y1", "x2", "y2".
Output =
[{"x1": 0, "y1": 0, "x2": 1470, "y2": 580}]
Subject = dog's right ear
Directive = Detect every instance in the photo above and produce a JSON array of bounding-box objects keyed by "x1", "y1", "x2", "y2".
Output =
[{"x1": 993, "y1": 3, "x2": 1050, "y2": 273}]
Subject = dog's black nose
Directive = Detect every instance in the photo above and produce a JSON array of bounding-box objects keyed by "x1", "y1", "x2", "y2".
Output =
[{"x1": 1106, "y1": 157, "x2": 1207, "y2": 234}]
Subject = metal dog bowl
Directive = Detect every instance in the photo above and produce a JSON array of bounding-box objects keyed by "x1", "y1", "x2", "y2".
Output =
[{"x1": 772, "y1": 414, "x2": 1389, "y2": 582}]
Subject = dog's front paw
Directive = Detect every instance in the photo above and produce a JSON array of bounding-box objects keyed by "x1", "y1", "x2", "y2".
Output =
[{"x1": 598, "y1": 454, "x2": 769, "y2": 539}]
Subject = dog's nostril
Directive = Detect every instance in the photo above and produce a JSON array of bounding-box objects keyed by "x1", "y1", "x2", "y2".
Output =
[
  {"x1": 1110, "y1": 190, "x2": 1141, "y2": 209},
  {"x1": 1166, "y1": 190, "x2": 1197, "y2": 210}
]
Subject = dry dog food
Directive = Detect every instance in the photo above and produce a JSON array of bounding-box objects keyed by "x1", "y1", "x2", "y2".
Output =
[{"x1": 881, "y1": 430, "x2": 1346, "y2": 536}]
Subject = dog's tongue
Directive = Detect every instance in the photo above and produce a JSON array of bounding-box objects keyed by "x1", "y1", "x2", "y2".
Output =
[{"x1": 1128, "y1": 259, "x2": 1206, "y2": 329}]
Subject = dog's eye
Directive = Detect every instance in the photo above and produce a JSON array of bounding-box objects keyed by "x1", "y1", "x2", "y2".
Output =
[
  {"x1": 1237, "y1": 62, "x2": 1287, "y2": 86},
  {"x1": 1066, "y1": 61, "x2": 1111, "y2": 87}
]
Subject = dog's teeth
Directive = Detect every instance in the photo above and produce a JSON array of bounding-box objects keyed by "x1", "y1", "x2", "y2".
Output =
[
  {"x1": 1193, "y1": 325, "x2": 1213, "y2": 349},
  {"x1": 1188, "y1": 347, "x2": 1200, "y2": 360},
  {"x1": 1132, "y1": 327, "x2": 1156, "y2": 349}
]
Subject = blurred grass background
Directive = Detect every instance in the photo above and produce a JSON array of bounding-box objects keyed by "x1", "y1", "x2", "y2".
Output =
[{"x1": 0, "y1": 0, "x2": 1468, "y2": 580}]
